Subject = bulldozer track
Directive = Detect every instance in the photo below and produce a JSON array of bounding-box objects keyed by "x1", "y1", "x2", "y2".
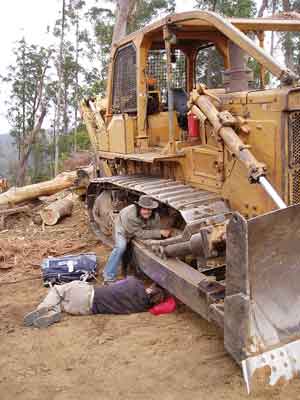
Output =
[
  {"x1": 87, "y1": 175, "x2": 230, "y2": 226},
  {"x1": 87, "y1": 175, "x2": 228, "y2": 323}
]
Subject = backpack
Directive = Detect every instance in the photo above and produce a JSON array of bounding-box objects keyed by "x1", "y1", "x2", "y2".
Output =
[{"x1": 41, "y1": 253, "x2": 98, "y2": 286}]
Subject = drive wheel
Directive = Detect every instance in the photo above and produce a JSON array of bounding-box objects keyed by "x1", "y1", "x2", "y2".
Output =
[{"x1": 92, "y1": 191, "x2": 115, "y2": 236}]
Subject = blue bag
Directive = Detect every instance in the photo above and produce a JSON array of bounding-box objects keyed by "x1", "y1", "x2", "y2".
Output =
[{"x1": 41, "y1": 253, "x2": 98, "y2": 285}]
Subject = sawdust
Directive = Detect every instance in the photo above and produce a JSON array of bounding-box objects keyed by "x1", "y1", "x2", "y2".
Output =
[
  {"x1": 0, "y1": 201, "x2": 103, "y2": 285},
  {"x1": 1, "y1": 200, "x2": 300, "y2": 399}
]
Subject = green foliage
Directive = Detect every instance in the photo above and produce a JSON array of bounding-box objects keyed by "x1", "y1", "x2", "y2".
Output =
[
  {"x1": 195, "y1": 47, "x2": 224, "y2": 88},
  {"x1": 87, "y1": 0, "x2": 176, "y2": 97},
  {"x1": 1, "y1": 38, "x2": 52, "y2": 160},
  {"x1": 59, "y1": 125, "x2": 90, "y2": 155},
  {"x1": 127, "y1": 0, "x2": 176, "y2": 33},
  {"x1": 28, "y1": 129, "x2": 53, "y2": 182},
  {"x1": 194, "y1": 0, "x2": 256, "y2": 88},
  {"x1": 194, "y1": 0, "x2": 256, "y2": 16}
]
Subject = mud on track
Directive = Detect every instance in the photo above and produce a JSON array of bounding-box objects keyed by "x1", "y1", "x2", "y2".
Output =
[{"x1": 1, "y1": 201, "x2": 300, "y2": 400}]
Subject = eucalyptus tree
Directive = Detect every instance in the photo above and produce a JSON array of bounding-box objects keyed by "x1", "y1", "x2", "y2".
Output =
[{"x1": 1, "y1": 38, "x2": 53, "y2": 185}]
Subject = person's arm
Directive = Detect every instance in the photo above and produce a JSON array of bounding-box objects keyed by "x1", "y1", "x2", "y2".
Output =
[
  {"x1": 135, "y1": 227, "x2": 162, "y2": 240},
  {"x1": 139, "y1": 212, "x2": 162, "y2": 239},
  {"x1": 126, "y1": 212, "x2": 161, "y2": 240}
]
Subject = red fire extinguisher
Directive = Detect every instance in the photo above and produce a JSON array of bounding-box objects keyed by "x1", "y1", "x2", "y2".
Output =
[{"x1": 188, "y1": 113, "x2": 200, "y2": 141}]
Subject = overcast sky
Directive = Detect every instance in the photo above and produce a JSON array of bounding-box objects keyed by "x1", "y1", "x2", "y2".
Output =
[{"x1": 0, "y1": 0, "x2": 199, "y2": 134}]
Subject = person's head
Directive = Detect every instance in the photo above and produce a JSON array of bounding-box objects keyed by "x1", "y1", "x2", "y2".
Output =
[
  {"x1": 139, "y1": 207, "x2": 153, "y2": 220},
  {"x1": 146, "y1": 283, "x2": 166, "y2": 306},
  {"x1": 136, "y1": 195, "x2": 159, "y2": 220}
]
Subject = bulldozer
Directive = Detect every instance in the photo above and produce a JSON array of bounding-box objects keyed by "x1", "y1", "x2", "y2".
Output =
[{"x1": 81, "y1": 11, "x2": 300, "y2": 391}]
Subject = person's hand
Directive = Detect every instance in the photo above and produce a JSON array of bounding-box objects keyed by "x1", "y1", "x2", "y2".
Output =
[{"x1": 160, "y1": 229, "x2": 172, "y2": 238}]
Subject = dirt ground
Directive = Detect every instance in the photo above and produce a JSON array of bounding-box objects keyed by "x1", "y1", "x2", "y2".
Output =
[{"x1": 1, "y1": 201, "x2": 300, "y2": 400}]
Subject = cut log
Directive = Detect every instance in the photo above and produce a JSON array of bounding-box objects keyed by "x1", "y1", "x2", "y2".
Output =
[
  {"x1": 0, "y1": 166, "x2": 93, "y2": 207},
  {"x1": 40, "y1": 195, "x2": 74, "y2": 226}
]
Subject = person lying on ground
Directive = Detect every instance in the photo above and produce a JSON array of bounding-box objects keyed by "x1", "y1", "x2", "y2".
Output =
[
  {"x1": 103, "y1": 195, "x2": 171, "y2": 284},
  {"x1": 24, "y1": 276, "x2": 166, "y2": 328}
]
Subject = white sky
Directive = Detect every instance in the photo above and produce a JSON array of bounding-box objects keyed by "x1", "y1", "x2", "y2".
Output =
[
  {"x1": 0, "y1": 0, "x2": 62, "y2": 133},
  {"x1": 0, "y1": 0, "x2": 205, "y2": 134}
]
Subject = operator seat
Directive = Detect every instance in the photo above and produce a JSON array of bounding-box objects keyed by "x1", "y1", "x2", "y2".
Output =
[{"x1": 172, "y1": 88, "x2": 188, "y2": 129}]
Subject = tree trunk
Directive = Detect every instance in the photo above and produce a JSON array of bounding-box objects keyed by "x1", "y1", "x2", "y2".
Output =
[
  {"x1": 16, "y1": 107, "x2": 47, "y2": 186},
  {"x1": 258, "y1": 0, "x2": 269, "y2": 17},
  {"x1": 270, "y1": 0, "x2": 277, "y2": 56},
  {"x1": 112, "y1": 0, "x2": 136, "y2": 44},
  {"x1": 0, "y1": 166, "x2": 93, "y2": 207},
  {"x1": 40, "y1": 194, "x2": 73, "y2": 225},
  {"x1": 282, "y1": 0, "x2": 294, "y2": 70},
  {"x1": 74, "y1": 8, "x2": 80, "y2": 153},
  {"x1": 55, "y1": 0, "x2": 66, "y2": 176}
]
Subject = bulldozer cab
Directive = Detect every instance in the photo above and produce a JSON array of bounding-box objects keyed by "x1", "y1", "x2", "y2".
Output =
[
  {"x1": 103, "y1": 11, "x2": 297, "y2": 149},
  {"x1": 82, "y1": 11, "x2": 300, "y2": 392}
]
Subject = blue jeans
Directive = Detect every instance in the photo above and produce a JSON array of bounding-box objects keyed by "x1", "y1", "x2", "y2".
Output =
[{"x1": 103, "y1": 230, "x2": 128, "y2": 281}]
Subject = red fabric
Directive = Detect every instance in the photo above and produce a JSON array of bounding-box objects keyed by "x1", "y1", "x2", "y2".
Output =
[{"x1": 149, "y1": 296, "x2": 176, "y2": 316}]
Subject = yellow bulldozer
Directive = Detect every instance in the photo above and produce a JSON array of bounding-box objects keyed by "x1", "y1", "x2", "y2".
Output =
[{"x1": 81, "y1": 11, "x2": 300, "y2": 391}]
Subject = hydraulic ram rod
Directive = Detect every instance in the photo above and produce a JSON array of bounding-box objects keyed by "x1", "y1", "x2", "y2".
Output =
[
  {"x1": 191, "y1": 92, "x2": 288, "y2": 210},
  {"x1": 258, "y1": 176, "x2": 287, "y2": 209}
]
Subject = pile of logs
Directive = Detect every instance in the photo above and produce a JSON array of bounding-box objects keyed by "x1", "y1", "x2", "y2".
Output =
[{"x1": 0, "y1": 166, "x2": 93, "y2": 229}]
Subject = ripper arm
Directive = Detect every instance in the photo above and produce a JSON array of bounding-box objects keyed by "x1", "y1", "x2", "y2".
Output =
[{"x1": 189, "y1": 85, "x2": 287, "y2": 209}]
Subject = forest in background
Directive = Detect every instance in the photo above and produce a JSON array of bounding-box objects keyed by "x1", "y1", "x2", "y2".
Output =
[{"x1": 1, "y1": 0, "x2": 300, "y2": 186}]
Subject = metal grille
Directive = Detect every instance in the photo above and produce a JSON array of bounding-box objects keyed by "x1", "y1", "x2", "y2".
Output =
[
  {"x1": 291, "y1": 169, "x2": 300, "y2": 204},
  {"x1": 289, "y1": 111, "x2": 300, "y2": 166},
  {"x1": 288, "y1": 112, "x2": 300, "y2": 203},
  {"x1": 112, "y1": 44, "x2": 137, "y2": 113},
  {"x1": 146, "y1": 49, "x2": 186, "y2": 102}
]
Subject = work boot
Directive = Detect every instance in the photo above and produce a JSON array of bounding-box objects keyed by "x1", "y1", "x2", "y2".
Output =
[
  {"x1": 23, "y1": 307, "x2": 50, "y2": 327},
  {"x1": 33, "y1": 310, "x2": 61, "y2": 328}
]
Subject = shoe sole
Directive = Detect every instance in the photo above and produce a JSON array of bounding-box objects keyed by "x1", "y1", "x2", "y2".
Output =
[
  {"x1": 33, "y1": 312, "x2": 61, "y2": 328},
  {"x1": 103, "y1": 281, "x2": 116, "y2": 286},
  {"x1": 23, "y1": 307, "x2": 50, "y2": 327}
]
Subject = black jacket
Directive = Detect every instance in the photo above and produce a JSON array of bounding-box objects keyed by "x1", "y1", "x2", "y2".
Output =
[{"x1": 91, "y1": 276, "x2": 150, "y2": 315}]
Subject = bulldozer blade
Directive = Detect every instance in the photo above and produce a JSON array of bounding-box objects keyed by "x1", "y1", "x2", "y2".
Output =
[
  {"x1": 242, "y1": 339, "x2": 300, "y2": 393},
  {"x1": 224, "y1": 203, "x2": 300, "y2": 392}
]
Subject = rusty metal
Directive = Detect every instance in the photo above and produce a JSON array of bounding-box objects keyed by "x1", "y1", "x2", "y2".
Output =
[
  {"x1": 164, "y1": 232, "x2": 204, "y2": 258},
  {"x1": 81, "y1": 9, "x2": 300, "y2": 391},
  {"x1": 223, "y1": 41, "x2": 253, "y2": 92},
  {"x1": 191, "y1": 91, "x2": 288, "y2": 208},
  {"x1": 191, "y1": 91, "x2": 267, "y2": 182},
  {"x1": 87, "y1": 175, "x2": 230, "y2": 224},
  {"x1": 242, "y1": 340, "x2": 300, "y2": 393},
  {"x1": 132, "y1": 241, "x2": 216, "y2": 319},
  {"x1": 225, "y1": 203, "x2": 300, "y2": 388}
]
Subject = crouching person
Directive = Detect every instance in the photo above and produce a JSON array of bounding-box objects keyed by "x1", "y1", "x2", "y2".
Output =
[
  {"x1": 103, "y1": 195, "x2": 171, "y2": 284},
  {"x1": 24, "y1": 276, "x2": 166, "y2": 328}
]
